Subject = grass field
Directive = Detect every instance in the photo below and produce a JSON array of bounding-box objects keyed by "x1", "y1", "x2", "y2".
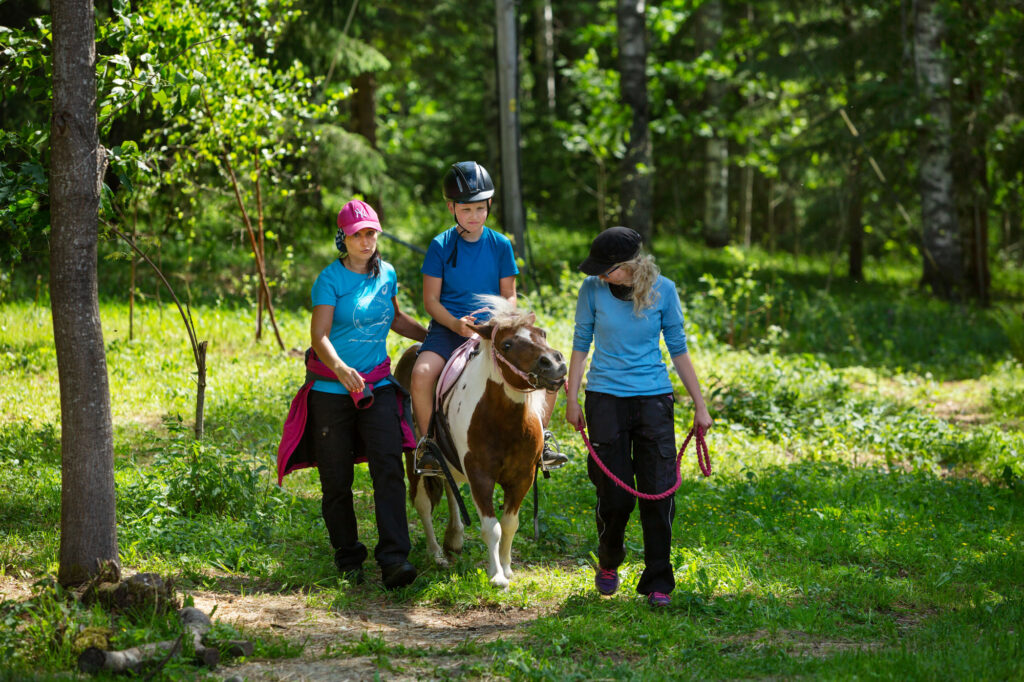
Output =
[{"x1": 1, "y1": 239, "x2": 1023, "y2": 680}]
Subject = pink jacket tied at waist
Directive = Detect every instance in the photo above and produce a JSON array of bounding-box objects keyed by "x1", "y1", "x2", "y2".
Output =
[{"x1": 276, "y1": 351, "x2": 416, "y2": 485}]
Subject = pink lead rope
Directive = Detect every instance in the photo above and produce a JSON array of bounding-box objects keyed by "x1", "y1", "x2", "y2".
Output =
[{"x1": 575, "y1": 422, "x2": 711, "y2": 500}]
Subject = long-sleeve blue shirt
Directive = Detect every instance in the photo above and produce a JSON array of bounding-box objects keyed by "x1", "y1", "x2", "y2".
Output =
[{"x1": 572, "y1": 275, "x2": 688, "y2": 397}]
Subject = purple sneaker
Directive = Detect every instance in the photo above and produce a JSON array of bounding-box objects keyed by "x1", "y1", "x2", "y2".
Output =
[
  {"x1": 595, "y1": 567, "x2": 619, "y2": 595},
  {"x1": 647, "y1": 591, "x2": 671, "y2": 607}
]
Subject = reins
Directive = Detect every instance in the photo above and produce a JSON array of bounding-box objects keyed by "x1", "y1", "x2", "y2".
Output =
[{"x1": 575, "y1": 423, "x2": 711, "y2": 500}]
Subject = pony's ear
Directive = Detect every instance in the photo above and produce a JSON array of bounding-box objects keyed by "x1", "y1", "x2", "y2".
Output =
[
  {"x1": 469, "y1": 321, "x2": 496, "y2": 339},
  {"x1": 524, "y1": 312, "x2": 536, "y2": 326}
]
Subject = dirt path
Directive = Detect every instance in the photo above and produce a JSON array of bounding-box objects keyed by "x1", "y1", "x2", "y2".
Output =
[{"x1": 191, "y1": 590, "x2": 546, "y2": 680}]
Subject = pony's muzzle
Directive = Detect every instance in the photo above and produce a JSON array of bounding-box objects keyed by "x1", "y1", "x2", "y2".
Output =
[{"x1": 532, "y1": 351, "x2": 567, "y2": 390}]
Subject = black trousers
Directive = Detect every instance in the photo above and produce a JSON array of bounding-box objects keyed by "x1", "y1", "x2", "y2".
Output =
[
  {"x1": 584, "y1": 391, "x2": 677, "y2": 595},
  {"x1": 307, "y1": 385, "x2": 410, "y2": 571}
]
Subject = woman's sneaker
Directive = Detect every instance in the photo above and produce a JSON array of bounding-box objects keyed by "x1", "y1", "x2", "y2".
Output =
[
  {"x1": 595, "y1": 567, "x2": 619, "y2": 595},
  {"x1": 647, "y1": 591, "x2": 671, "y2": 607}
]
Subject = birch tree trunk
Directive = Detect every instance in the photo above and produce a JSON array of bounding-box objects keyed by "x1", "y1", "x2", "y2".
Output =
[
  {"x1": 914, "y1": 0, "x2": 962, "y2": 299},
  {"x1": 701, "y1": 0, "x2": 729, "y2": 247},
  {"x1": 617, "y1": 0, "x2": 653, "y2": 243},
  {"x1": 50, "y1": 0, "x2": 120, "y2": 586},
  {"x1": 534, "y1": 0, "x2": 556, "y2": 113}
]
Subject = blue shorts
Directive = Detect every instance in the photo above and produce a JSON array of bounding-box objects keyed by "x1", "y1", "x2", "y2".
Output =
[{"x1": 418, "y1": 321, "x2": 471, "y2": 361}]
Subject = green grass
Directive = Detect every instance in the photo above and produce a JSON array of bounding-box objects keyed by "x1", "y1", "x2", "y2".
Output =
[{"x1": 1, "y1": 238, "x2": 1023, "y2": 679}]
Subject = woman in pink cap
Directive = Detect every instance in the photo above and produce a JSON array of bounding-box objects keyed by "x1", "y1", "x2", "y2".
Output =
[{"x1": 302, "y1": 199, "x2": 426, "y2": 589}]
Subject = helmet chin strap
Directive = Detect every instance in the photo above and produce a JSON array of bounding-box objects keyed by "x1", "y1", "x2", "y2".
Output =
[
  {"x1": 448, "y1": 200, "x2": 492, "y2": 267},
  {"x1": 453, "y1": 199, "x2": 492, "y2": 235}
]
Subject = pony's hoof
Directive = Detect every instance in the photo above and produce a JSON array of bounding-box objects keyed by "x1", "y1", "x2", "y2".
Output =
[
  {"x1": 490, "y1": 574, "x2": 510, "y2": 589},
  {"x1": 433, "y1": 554, "x2": 450, "y2": 568}
]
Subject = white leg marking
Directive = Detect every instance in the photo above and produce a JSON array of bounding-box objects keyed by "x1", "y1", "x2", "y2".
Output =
[
  {"x1": 498, "y1": 510, "x2": 519, "y2": 580},
  {"x1": 479, "y1": 515, "x2": 508, "y2": 588},
  {"x1": 412, "y1": 483, "x2": 446, "y2": 566}
]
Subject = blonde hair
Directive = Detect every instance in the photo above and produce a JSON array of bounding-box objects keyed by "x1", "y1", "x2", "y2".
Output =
[
  {"x1": 473, "y1": 294, "x2": 533, "y2": 329},
  {"x1": 622, "y1": 253, "x2": 660, "y2": 313}
]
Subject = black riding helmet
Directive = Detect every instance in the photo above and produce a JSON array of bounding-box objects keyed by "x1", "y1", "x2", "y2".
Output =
[
  {"x1": 443, "y1": 161, "x2": 495, "y2": 203},
  {"x1": 443, "y1": 161, "x2": 495, "y2": 267}
]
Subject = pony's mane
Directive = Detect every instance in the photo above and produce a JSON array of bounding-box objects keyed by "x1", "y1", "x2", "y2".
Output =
[{"x1": 474, "y1": 294, "x2": 534, "y2": 329}]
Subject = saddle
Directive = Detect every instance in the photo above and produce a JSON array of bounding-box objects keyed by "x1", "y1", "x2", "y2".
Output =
[{"x1": 424, "y1": 335, "x2": 481, "y2": 476}]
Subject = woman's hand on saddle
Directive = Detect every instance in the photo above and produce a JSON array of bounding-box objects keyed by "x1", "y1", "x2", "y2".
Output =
[
  {"x1": 565, "y1": 400, "x2": 585, "y2": 431},
  {"x1": 334, "y1": 363, "x2": 365, "y2": 394}
]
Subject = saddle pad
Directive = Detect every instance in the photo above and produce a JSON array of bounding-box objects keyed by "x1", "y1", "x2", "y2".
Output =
[{"x1": 436, "y1": 334, "x2": 480, "y2": 409}]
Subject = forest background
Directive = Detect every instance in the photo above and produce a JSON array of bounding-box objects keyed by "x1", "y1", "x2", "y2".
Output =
[{"x1": 1, "y1": 0, "x2": 1023, "y2": 679}]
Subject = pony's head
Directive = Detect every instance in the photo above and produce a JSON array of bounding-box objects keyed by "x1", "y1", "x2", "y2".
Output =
[{"x1": 469, "y1": 295, "x2": 566, "y2": 391}]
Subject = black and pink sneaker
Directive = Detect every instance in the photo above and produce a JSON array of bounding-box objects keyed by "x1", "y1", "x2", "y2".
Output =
[
  {"x1": 595, "y1": 567, "x2": 619, "y2": 596},
  {"x1": 647, "y1": 591, "x2": 671, "y2": 607}
]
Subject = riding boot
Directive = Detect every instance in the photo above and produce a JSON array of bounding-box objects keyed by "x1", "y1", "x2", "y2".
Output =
[
  {"x1": 414, "y1": 436, "x2": 443, "y2": 476},
  {"x1": 541, "y1": 430, "x2": 570, "y2": 471}
]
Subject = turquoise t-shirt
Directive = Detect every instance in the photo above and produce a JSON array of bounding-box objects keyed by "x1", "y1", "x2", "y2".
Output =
[
  {"x1": 572, "y1": 275, "x2": 688, "y2": 397},
  {"x1": 310, "y1": 259, "x2": 397, "y2": 394},
  {"x1": 421, "y1": 226, "x2": 519, "y2": 320}
]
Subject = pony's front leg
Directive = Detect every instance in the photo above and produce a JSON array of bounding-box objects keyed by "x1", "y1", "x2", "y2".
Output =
[
  {"x1": 478, "y1": 515, "x2": 508, "y2": 588},
  {"x1": 468, "y1": 475, "x2": 507, "y2": 588},
  {"x1": 442, "y1": 482, "x2": 465, "y2": 556},
  {"x1": 498, "y1": 511, "x2": 520, "y2": 581},
  {"x1": 411, "y1": 480, "x2": 447, "y2": 567}
]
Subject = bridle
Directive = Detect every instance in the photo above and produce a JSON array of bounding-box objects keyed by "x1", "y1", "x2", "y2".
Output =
[{"x1": 486, "y1": 324, "x2": 555, "y2": 392}]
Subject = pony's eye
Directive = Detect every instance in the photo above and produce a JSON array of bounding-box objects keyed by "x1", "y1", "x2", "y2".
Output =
[{"x1": 502, "y1": 340, "x2": 513, "y2": 351}]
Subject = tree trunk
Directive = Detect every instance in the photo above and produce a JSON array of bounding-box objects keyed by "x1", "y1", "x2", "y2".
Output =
[
  {"x1": 914, "y1": 0, "x2": 962, "y2": 300},
  {"x1": 495, "y1": 0, "x2": 526, "y2": 259},
  {"x1": 50, "y1": 0, "x2": 120, "y2": 586},
  {"x1": 740, "y1": 3, "x2": 755, "y2": 248},
  {"x1": 617, "y1": 0, "x2": 653, "y2": 243},
  {"x1": 847, "y1": 154, "x2": 864, "y2": 282},
  {"x1": 534, "y1": 0, "x2": 556, "y2": 113},
  {"x1": 701, "y1": 0, "x2": 729, "y2": 247},
  {"x1": 956, "y1": 26, "x2": 990, "y2": 305}
]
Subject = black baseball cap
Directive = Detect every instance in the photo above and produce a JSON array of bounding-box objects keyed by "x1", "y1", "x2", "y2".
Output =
[{"x1": 578, "y1": 226, "x2": 642, "y2": 275}]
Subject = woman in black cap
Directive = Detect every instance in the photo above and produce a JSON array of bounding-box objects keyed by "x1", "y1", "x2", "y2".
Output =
[{"x1": 565, "y1": 226, "x2": 713, "y2": 608}]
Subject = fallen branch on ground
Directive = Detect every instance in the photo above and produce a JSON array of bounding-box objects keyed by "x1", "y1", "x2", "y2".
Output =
[{"x1": 77, "y1": 606, "x2": 253, "y2": 675}]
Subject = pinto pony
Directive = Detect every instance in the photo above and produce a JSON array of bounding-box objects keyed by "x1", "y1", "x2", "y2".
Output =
[{"x1": 394, "y1": 296, "x2": 567, "y2": 588}]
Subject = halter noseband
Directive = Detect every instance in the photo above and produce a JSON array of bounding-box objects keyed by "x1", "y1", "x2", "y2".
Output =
[{"x1": 488, "y1": 325, "x2": 543, "y2": 391}]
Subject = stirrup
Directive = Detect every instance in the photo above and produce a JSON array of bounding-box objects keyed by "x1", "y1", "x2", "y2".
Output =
[
  {"x1": 540, "y1": 430, "x2": 569, "y2": 471},
  {"x1": 414, "y1": 436, "x2": 444, "y2": 476}
]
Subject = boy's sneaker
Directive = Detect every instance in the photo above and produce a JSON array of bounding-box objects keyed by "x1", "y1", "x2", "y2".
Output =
[
  {"x1": 414, "y1": 436, "x2": 443, "y2": 476},
  {"x1": 541, "y1": 430, "x2": 569, "y2": 471},
  {"x1": 647, "y1": 591, "x2": 671, "y2": 607},
  {"x1": 595, "y1": 567, "x2": 619, "y2": 596}
]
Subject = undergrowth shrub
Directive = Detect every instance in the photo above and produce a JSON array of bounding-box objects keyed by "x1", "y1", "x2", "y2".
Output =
[
  {"x1": 992, "y1": 305, "x2": 1024, "y2": 364},
  {"x1": 143, "y1": 419, "x2": 272, "y2": 519}
]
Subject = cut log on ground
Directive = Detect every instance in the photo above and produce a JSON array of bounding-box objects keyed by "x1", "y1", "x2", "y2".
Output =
[{"x1": 77, "y1": 606, "x2": 251, "y2": 674}]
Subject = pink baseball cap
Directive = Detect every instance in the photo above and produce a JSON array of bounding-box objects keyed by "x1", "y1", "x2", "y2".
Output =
[{"x1": 337, "y1": 199, "x2": 382, "y2": 236}]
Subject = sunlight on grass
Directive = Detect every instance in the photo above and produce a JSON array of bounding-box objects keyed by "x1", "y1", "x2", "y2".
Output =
[{"x1": 2, "y1": 242, "x2": 1022, "y2": 679}]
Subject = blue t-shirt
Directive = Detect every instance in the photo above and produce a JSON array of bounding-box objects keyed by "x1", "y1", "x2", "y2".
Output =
[
  {"x1": 572, "y1": 275, "x2": 688, "y2": 397},
  {"x1": 310, "y1": 259, "x2": 397, "y2": 394},
  {"x1": 421, "y1": 226, "x2": 519, "y2": 320}
]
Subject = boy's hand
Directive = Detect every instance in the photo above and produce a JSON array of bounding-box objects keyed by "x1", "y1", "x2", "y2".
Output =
[{"x1": 456, "y1": 315, "x2": 477, "y2": 338}]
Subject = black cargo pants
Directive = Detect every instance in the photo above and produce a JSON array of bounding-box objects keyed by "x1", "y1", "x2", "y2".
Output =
[{"x1": 584, "y1": 391, "x2": 677, "y2": 595}]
